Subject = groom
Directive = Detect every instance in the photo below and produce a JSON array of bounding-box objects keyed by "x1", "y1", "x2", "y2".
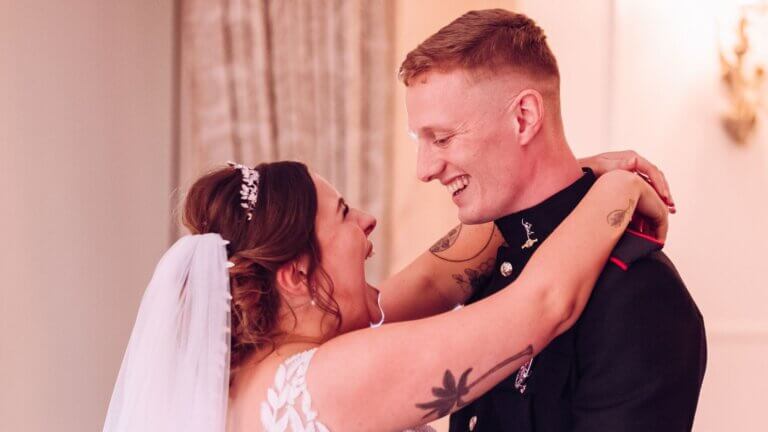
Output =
[{"x1": 401, "y1": 9, "x2": 706, "y2": 432}]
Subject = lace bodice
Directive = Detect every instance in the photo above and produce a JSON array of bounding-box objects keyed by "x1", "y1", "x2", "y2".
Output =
[
  {"x1": 260, "y1": 349, "x2": 329, "y2": 432},
  {"x1": 259, "y1": 349, "x2": 436, "y2": 432}
]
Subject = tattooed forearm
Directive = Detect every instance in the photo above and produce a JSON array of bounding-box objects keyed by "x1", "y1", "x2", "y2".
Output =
[
  {"x1": 430, "y1": 225, "x2": 463, "y2": 254},
  {"x1": 430, "y1": 224, "x2": 497, "y2": 263},
  {"x1": 451, "y1": 258, "x2": 495, "y2": 294},
  {"x1": 415, "y1": 345, "x2": 534, "y2": 419},
  {"x1": 470, "y1": 345, "x2": 533, "y2": 385},
  {"x1": 606, "y1": 198, "x2": 636, "y2": 227}
]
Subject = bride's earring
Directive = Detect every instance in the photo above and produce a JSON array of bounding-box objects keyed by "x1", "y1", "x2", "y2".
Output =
[
  {"x1": 300, "y1": 270, "x2": 316, "y2": 307},
  {"x1": 369, "y1": 286, "x2": 385, "y2": 329}
]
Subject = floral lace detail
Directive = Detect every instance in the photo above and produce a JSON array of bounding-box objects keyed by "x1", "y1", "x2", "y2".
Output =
[
  {"x1": 260, "y1": 349, "x2": 329, "y2": 432},
  {"x1": 259, "y1": 348, "x2": 436, "y2": 432}
]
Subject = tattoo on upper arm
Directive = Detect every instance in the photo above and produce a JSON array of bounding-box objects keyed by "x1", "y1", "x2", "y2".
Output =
[
  {"x1": 414, "y1": 345, "x2": 534, "y2": 419},
  {"x1": 451, "y1": 258, "x2": 495, "y2": 294},
  {"x1": 607, "y1": 199, "x2": 636, "y2": 227},
  {"x1": 430, "y1": 225, "x2": 463, "y2": 254},
  {"x1": 430, "y1": 225, "x2": 497, "y2": 263}
]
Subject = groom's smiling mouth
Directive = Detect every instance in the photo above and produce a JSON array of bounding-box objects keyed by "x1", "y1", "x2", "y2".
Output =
[{"x1": 446, "y1": 175, "x2": 470, "y2": 197}]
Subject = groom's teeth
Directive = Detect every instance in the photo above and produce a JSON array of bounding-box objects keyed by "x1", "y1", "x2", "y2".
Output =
[{"x1": 446, "y1": 176, "x2": 469, "y2": 195}]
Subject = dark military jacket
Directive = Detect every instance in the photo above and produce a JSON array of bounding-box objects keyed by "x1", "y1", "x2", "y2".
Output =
[{"x1": 450, "y1": 170, "x2": 706, "y2": 432}]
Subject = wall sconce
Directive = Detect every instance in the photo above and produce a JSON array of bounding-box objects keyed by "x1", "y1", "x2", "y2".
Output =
[{"x1": 719, "y1": 2, "x2": 767, "y2": 145}]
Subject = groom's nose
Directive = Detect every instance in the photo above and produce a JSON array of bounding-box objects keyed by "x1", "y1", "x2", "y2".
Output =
[{"x1": 416, "y1": 142, "x2": 444, "y2": 183}]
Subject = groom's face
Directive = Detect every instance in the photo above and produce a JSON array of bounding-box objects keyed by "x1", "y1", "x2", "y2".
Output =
[{"x1": 406, "y1": 69, "x2": 533, "y2": 224}]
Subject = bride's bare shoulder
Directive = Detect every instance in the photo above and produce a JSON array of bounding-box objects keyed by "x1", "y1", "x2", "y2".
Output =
[{"x1": 226, "y1": 352, "x2": 286, "y2": 431}]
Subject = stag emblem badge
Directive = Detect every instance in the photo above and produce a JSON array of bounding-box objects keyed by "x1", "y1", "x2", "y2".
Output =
[
  {"x1": 521, "y1": 219, "x2": 539, "y2": 250},
  {"x1": 514, "y1": 358, "x2": 534, "y2": 394}
]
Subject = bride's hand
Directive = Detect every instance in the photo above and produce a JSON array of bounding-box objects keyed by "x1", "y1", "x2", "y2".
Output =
[
  {"x1": 579, "y1": 150, "x2": 675, "y2": 214},
  {"x1": 631, "y1": 173, "x2": 670, "y2": 243}
]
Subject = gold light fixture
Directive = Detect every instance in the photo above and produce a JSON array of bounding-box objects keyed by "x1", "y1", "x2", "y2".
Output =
[{"x1": 719, "y1": 2, "x2": 767, "y2": 145}]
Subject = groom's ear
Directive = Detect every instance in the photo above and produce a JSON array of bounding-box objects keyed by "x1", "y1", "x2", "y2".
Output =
[
  {"x1": 511, "y1": 89, "x2": 544, "y2": 146},
  {"x1": 275, "y1": 254, "x2": 311, "y2": 297}
]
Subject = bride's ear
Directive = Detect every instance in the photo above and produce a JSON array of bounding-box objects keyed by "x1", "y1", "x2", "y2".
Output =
[{"x1": 275, "y1": 254, "x2": 311, "y2": 298}]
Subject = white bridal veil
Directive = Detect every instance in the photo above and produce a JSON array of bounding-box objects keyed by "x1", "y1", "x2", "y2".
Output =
[{"x1": 103, "y1": 234, "x2": 232, "y2": 432}]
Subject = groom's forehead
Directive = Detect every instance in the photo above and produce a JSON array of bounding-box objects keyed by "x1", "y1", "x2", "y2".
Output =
[
  {"x1": 407, "y1": 67, "x2": 524, "y2": 92},
  {"x1": 406, "y1": 69, "x2": 476, "y2": 96},
  {"x1": 406, "y1": 70, "x2": 520, "y2": 116},
  {"x1": 406, "y1": 95, "x2": 504, "y2": 139},
  {"x1": 406, "y1": 105, "x2": 457, "y2": 136},
  {"x1": 406, "y1": 81, "x2": 477, "y2": 133}
]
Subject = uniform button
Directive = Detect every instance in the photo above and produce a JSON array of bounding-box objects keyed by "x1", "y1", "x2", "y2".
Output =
[
  {"x1": 469, "y1": 415, "x2": 478, "y2": 431},
  {"x1": 500, "y1": 261, "x2": 514, "y2": 277}
]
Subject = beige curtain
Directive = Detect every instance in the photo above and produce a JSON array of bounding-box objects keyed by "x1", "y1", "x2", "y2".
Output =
[{"x1": 177, "y1": 0, "x2": 395, "y2": 278}]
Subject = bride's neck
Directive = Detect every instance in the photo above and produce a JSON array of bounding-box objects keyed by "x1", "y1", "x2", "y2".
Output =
[
  {"x1": 237, "y1": 302, "x2": 335, "y2": 371},
  {"x1": 276, "y1": 302, "x2": 335, "y2": 346}
]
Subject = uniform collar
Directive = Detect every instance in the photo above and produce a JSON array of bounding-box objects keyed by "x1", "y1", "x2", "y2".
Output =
[{"x1": 495, "y1": 169, "x2": 596, "y2": 252}]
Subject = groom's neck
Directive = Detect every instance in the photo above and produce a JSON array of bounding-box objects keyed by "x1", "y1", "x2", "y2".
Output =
[{"x1": 504, "y1": 141, "x2": 583, "y2": 215}]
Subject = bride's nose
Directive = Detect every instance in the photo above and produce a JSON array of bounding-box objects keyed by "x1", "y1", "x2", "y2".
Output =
[{"x1": 360, "y1": 212, "x2": 377, "y2": 237}]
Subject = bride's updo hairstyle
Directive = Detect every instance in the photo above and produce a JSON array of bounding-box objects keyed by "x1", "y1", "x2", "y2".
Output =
[{"x1": 181, "y1": 161, "x2": 341, "y2": 374}]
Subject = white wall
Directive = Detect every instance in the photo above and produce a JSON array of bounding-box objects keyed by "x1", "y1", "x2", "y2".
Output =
[
  {"x1": 610, "y1": 1, "x2": 768, "y2": 430},
  {"x1": 0, "y1": 1, "x2": 173, "y2": 430}
]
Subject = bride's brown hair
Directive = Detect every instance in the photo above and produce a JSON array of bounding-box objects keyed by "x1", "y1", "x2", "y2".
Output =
[{"x1": 181, "y1": 161, "x2": 341, "y2": 375}]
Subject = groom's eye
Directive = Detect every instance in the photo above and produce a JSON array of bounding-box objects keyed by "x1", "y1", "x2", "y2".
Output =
[
  {"x1": 434, "y1": 135, "x2": 453, "y2": 146},
  {"x1": 342, "y1": 203, "x2": 350, "y2": 219}
]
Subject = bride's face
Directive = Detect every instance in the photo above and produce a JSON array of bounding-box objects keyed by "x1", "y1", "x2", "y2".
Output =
[{"x1": 312, "y1": 174, "x2": 379, "y2": 332}]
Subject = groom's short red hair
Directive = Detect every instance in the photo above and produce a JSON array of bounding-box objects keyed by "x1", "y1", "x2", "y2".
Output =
[{"x1": 399, "y1": 9, "x2": 559, "y2": 85}]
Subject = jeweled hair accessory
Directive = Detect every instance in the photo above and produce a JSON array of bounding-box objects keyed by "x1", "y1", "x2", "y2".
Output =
[{"x1": 226, "y1": 161, "x2": 260, "y2": 221}]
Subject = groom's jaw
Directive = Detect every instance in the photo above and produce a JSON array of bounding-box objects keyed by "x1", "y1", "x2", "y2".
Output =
[{"x1": 446, "y1": 175, "x2": 470, "y2": 197}]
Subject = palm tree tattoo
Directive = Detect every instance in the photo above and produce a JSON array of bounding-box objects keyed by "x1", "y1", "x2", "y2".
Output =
[{"x1": 415, "y1": 345, "x2": 534, "y2": 419}]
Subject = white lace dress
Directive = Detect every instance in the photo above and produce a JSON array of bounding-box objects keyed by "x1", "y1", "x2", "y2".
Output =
[{"x1": 259, "y1": 349, "x2": 436, "y2": 432}]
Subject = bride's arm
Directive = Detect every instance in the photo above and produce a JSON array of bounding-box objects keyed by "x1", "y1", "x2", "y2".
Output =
[
  {"x1": 380, "y1": 222, "x2": 504, "y2": 322},
  {"x1": 310, "y1": 170, "x2": 667, "y2": 431},
  {"x1": 578, "y1": 149, "x2": 675, "y2": 212}
]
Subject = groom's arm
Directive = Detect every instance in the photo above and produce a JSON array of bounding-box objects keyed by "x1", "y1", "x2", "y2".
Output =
[
  {"x1": 572, "y1": 252, "x2": 706, "y2": 431},
  {"x1": 379, "y1": 222, "x2": 504, "y2": 322}
]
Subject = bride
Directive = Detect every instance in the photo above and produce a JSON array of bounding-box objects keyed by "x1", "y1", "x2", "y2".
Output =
[{"x1": 103, "y1": 156, "x2": 669, "y2": 432}]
